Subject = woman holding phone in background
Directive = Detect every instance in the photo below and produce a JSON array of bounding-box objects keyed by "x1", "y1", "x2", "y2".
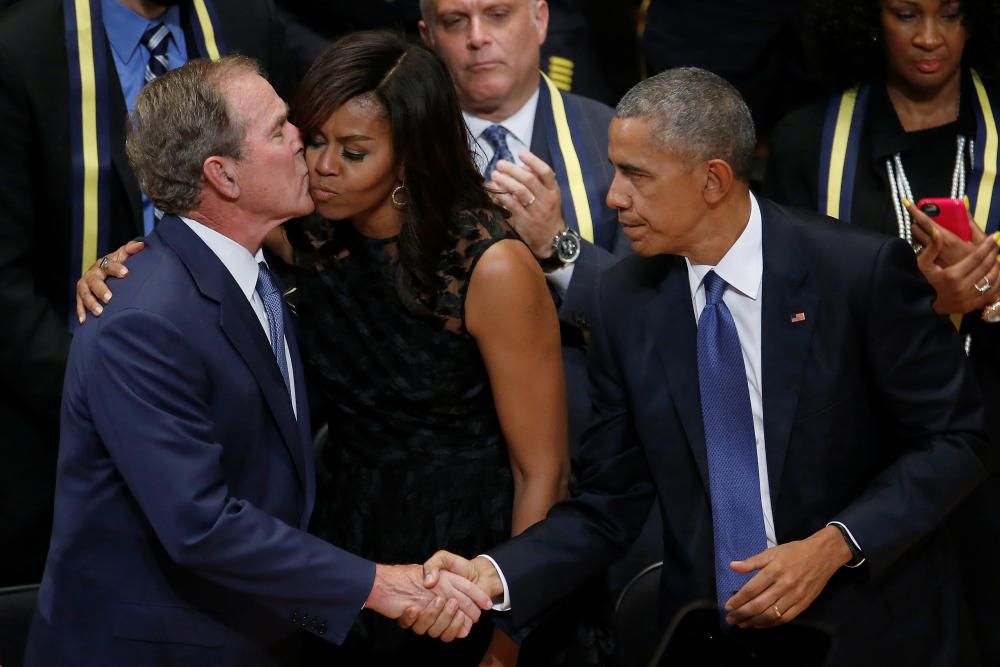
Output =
[{"x1": 765, "y1": 1, "x2": 1000, "y2": 662}]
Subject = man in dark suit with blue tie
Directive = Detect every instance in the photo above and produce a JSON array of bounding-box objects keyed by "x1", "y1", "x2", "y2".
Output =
[
  {"x1": 421, "y1": 67, "x2": 990, "y2": 665},
  {"x1": 25, "y1": 56, "x2": 488, "y2": 666}
]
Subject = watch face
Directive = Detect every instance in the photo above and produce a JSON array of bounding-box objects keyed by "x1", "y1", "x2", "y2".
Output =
[{"x1": 556, "y1": 231, "x2": 582, "y2": 263}]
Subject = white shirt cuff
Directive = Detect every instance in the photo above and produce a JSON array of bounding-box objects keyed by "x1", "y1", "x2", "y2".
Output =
[
  {"x1": 476, "y1": 554, "x2": 511, "y2": 611},
  {"x1": 827, "y1": 521, "x2": 866, "y2": 568},
  {"x1": 544, "y1": 263, "x2": 574, "y2": 296}
]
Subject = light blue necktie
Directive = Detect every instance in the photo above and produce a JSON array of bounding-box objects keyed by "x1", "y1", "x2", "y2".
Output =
[
  {"x1": 482, "y1": 124, "x2": 514, "y2": 181},
  {"x1": 255, "y1": 261, "x2": 290, "y2": 393},
  {"x1": 697, "y1": 271, "x2": 767, "y2": 621}
]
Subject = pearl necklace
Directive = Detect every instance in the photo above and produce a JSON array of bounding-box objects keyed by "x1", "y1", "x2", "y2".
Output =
[
  {"x1": 886, "y1": 135, "x2": 975, "y2": 353},
  {"x1": 885, "y1": 135, "x2": 972, "y2": 244}
]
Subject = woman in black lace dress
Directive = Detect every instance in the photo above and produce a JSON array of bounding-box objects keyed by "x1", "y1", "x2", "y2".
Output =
[
  {"x1": 75, "y1": 30, "x2": 573, "y2": 665},
  {"x1": 282, "y1": 32, "x2": 569, "y2": 665}
]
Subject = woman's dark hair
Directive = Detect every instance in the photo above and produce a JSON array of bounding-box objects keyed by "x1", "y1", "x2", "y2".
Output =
[
  {"x1": 290, "y1": 30, "x2": 493, "y2": 311},
  {"x1": 803, "y1": 0, "x2": 1000, "y2": 92}
]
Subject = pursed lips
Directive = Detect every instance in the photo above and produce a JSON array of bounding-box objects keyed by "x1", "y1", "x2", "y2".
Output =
[{"x1": 310, "y1": 184, "x2": 338, "y2": 201}]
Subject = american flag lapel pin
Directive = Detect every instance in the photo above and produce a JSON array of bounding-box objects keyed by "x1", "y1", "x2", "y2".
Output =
[{"x1": 790, "y1": 312, "x2": 806, "y2": 323}]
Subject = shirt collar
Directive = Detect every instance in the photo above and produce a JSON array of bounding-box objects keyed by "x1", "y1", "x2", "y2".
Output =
[
  {"x1": 685, "y1": 192, "x2": 763, "y2": 301},
  {"x1": 462, "y1": 86, "x2": 540, "y2": 149},
  {"x1": 179, "y1": 216, "x2": 265, "y2": 302},
  {"x1": 102, "y1": 0, "x2": 183, "y2": 66}
]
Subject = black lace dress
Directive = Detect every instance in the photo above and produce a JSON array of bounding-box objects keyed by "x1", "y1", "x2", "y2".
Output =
[{"x1": 290, "y1": 209, "x2": 517, "y2": 664}]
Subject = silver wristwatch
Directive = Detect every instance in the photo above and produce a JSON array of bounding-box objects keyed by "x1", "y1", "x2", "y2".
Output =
[{"x1": 540, "y1": 227, "x2": 582, "y2": 272}]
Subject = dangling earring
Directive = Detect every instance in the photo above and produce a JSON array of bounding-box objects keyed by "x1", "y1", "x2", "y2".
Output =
[{"x1": 391, "y1": 182, "x2": 409, "y2": 210}]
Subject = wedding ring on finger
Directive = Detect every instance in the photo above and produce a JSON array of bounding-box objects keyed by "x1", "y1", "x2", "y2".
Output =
[
  {"x1": 974, "y1": 276, "x2": 992, "y2": 294},
  {"x1": 99, "y1": 256, "x2": 110, "y2": 271},
  {"x1": 912, "y1": 242, "x2": 924, "y2": 256},
  {"x1": 772, "y1": 605, "x2": 783, "y2": 619},
  {"x1": 523, "y1": 194, "x2": 537, "y2": 208}
]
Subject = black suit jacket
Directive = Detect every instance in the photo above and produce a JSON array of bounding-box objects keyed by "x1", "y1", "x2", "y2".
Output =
[
  {"x1": 0, "y1": 0, "x2": 294, "y2": 586},
  {"x1": 491, "y1": 198, "x2": 988, "y2": 665}
]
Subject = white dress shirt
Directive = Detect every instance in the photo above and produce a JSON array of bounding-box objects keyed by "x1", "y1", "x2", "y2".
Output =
[
  {"x1": 685, "y1": 193, "x2": 776, "y2": 548},
  {"x1": 180, "y1": 217, "x2": 297, "y2": 418},
  {"x1": 463, "y1": 89, "x2": 575, "y2": 295},
  {"x1": 485, "y1": 193, "x2": 862, "y2": 612},
  {"x1": 463, "y1": 89, "x2": 539, "y2": 176}
]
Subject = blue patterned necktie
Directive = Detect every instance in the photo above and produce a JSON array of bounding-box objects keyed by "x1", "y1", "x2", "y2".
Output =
[
  {"x1": 140, "y1": 23, "x2": 170, "y2": 223},
  {"x1": 255, "y1": 262, "x2": 291, "y2": 394},
  {"x1": 482, "y1": 124, "x2": 514, "y2": 181},
  {"x1": 696, "y1": 271, "x2": 767, "y2": 621}
]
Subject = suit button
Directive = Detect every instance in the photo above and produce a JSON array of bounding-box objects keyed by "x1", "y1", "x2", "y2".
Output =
[{"x1": 573, "y1": 313, "x2": 589, "y2": 328}]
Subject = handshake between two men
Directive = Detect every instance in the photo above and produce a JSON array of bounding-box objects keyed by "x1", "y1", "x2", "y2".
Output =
[
  {"x1": 370, "y1": 559, "x2": 497, "y2": 643},
  {"x1": 392, "y1": 552, "x2": 504, "y2": 641}
]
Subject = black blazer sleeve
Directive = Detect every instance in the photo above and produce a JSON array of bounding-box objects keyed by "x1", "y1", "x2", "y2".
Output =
[
  {"x1": 835, "y1": 237, "x2": 989, "y2": 577},
  {"x1": 490, "y1": 269, "x2": 656, "y2": 631}
]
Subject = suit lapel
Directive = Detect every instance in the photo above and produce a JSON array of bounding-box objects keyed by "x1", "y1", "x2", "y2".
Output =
[
  {"x1": 157, "y1": 217, "x2": 308, "y2": 489},
  {"x1": 529, "y1": 82, "x2": 552, "y2": 164},
  {"x1": 283, "y1": 296, "x2": 316, "y2": 528},
  {"x1": 646, "y1": 257, "x2": 710, "y2": 490},
  {"x1": 759, "y1": 202, "x2": 819, "y2": 502}
]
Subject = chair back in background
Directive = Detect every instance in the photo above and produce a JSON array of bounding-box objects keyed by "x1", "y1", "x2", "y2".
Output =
[
  {"x1": 613, "y1": 560, "x2": 664, "y2": 666},
  {"x1": 0, "y1": 584, "x2": 39, "y2": 667}
]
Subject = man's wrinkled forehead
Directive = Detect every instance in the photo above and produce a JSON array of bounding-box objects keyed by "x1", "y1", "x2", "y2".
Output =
[{"x1": 422, "y1": 0, "x2": 537, "y2": 22}]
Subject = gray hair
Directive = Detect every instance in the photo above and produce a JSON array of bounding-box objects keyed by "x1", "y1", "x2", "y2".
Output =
[
  {"x1": 126, "y1": 55, "x2": 260, "y2": 215},
  {"x1": 615, "y1": 67, "x2": 756, "y2": 181}
]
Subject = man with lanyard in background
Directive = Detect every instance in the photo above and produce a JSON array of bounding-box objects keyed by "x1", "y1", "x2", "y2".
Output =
[{"x1": 0, "y1": 0, "x2": 296, "y2": 588}]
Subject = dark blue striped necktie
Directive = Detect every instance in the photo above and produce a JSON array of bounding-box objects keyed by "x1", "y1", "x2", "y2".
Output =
[
  {"x1": 140, "y1": 23, "x2": 170, "y2": 84},
  {"x1": 140, "y1": 23, "x2": 171, "y2": 223},
  {"x1": 696, "y1": 270, "x2": 767, "y2": 622}
]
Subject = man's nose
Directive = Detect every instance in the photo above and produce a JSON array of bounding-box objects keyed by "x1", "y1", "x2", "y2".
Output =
[
  {"x1": 606, "y1": 177, "x2": 630, "y2": 210},
  {"x1": 467, "y1": 17, "x2": 490, "y2": 49}
]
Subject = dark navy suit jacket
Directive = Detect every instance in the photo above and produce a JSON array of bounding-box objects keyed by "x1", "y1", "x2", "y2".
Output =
[
  {"x1": 529, "y1": 84, "x2": 630, "y2": 452},
  {"x1": 26, "y1": 217, "x2": 374, "y2": 666},
  {"x1": 490, "y1": 199, "x2": 989, "y2": 665}
]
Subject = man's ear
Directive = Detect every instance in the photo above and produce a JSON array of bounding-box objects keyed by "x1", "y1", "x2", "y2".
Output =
[
  {"x1": 203, "y1": 156, "x2": 239, "y2": 201},
  {"x1": 418, "y1": 20, "x2": 433, "y2": 48},
  {"x1": 535, "y1": 1, "x2": 550, "y2": 45},
  {"x1": 703, "y1": 158, "x2": 734, "y2": 205}
]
